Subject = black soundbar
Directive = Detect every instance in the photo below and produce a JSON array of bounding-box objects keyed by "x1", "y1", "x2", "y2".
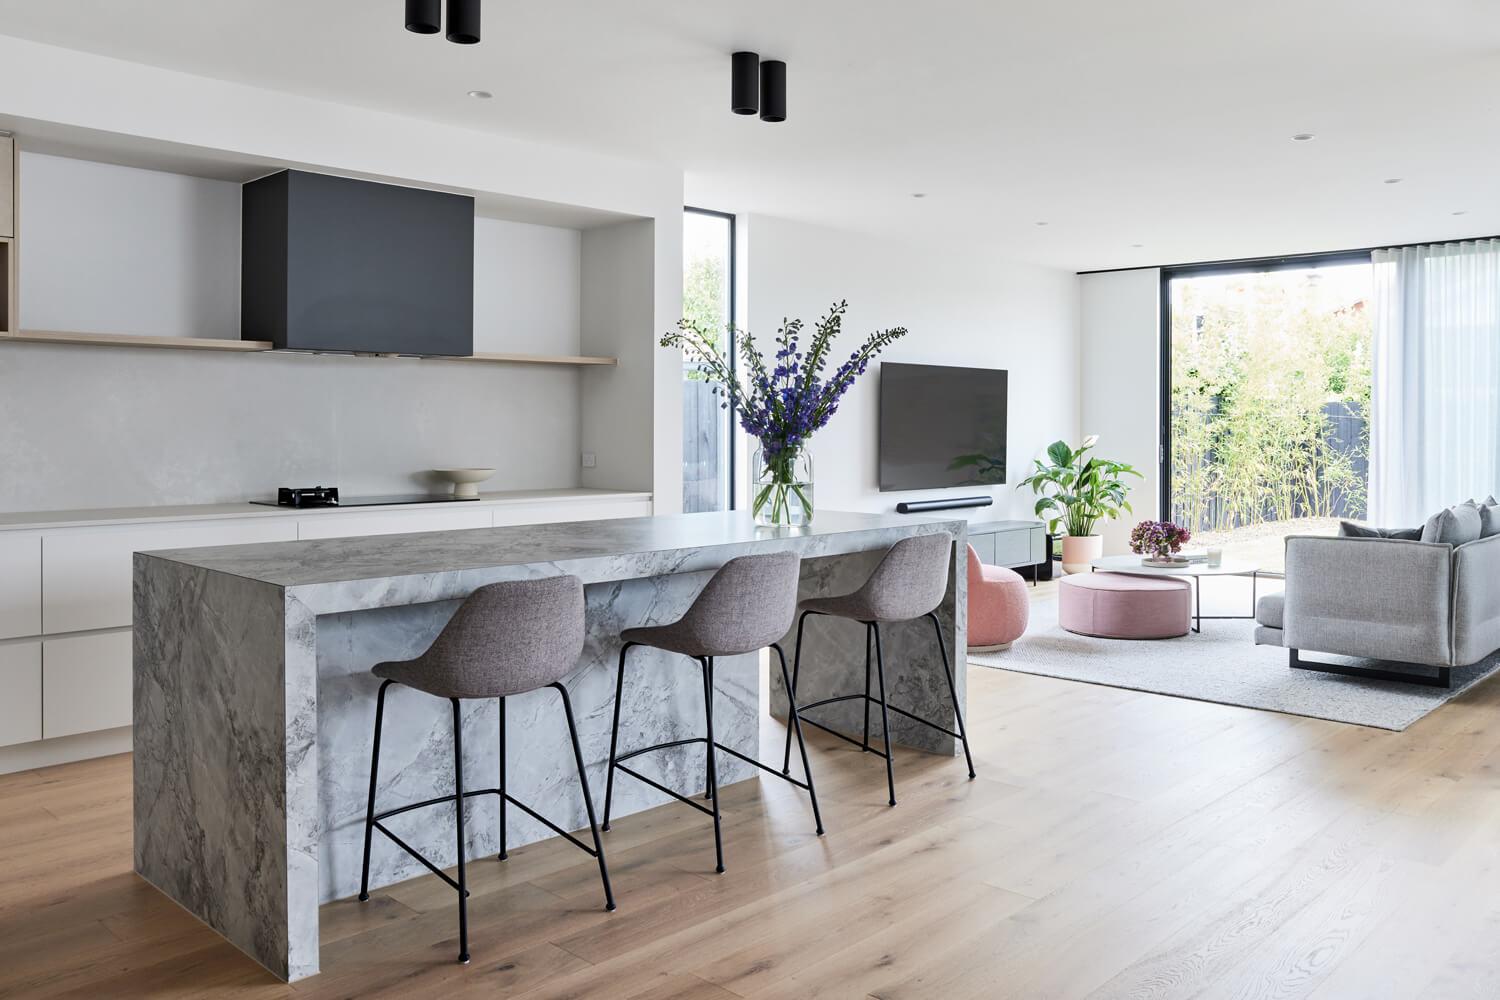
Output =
[{"x1": 895, "y1": 495, "x2": 994, "y2": 514}]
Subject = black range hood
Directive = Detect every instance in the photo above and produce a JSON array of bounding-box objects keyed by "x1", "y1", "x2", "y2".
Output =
[{"x1": 241, "y1": 170, "x2": 474, "y2": 356}]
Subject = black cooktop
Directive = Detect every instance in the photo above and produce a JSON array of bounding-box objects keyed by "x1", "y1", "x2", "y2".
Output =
[{"x1": 250, "y1": 486, "x2": 479, "y2": 509}]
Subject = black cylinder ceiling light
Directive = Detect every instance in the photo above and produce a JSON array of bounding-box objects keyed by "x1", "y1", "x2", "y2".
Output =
[
  {"x1": 404, "y1": 0, "x2": 479, "y2": 44},
  {"x1": 404, "y1": 0, "x2": 440, "y2": 34},
  {"x1": 445, "y1": 0, "x2": 481, "y2": 44},
  {"x1": 731, "y1": 51, "x2": 786, "y2": 123},
  {"x1": 731, "y1": 51, "x2": 760, "y2": 115},
  {"x1": 759, "y1": 60, "x2": 786, "y2": 123}
]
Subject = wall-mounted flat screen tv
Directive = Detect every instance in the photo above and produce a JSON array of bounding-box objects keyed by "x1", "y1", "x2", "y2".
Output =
[{"x1": 878, "y1": 362, "x2": 1008, "y2": 492}]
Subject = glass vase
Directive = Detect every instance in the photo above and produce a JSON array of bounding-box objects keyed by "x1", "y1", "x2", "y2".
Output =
[{"x1": 752, "y1": 446, "x2": 813, "y2": 527}]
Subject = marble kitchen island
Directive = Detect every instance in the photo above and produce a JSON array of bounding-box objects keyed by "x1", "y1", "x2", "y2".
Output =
[{"x1": 131, "y1": 510, "x2": 967, "y2": 981}]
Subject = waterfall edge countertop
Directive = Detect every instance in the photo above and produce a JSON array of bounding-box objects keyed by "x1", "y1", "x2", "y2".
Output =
[
  {"x1": 143, "y1": 508, "x2": 955, "y2": 591},
  {"x1": 132, "y1": 510, "x2": 969, "y2": 982}
]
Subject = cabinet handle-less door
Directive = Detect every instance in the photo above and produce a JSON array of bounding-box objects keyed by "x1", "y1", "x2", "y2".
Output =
[
  {"x1": 0, "y1": 532, "x2": 41, "y2": 639},
  {"x1": 0, "y1": 640, "x2": 42, "y2": 747},
  {"x1": 42, "y1": 632, "x2": 133, "y2": 739},
  {"x1": 43, "y1": 519, "x2": 298, "y2": 634}
]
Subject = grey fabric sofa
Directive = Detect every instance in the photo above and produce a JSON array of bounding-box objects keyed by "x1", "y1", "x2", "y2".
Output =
[{"x1": 1255, "y1": 533, "x2": 1500, "y2": 687}]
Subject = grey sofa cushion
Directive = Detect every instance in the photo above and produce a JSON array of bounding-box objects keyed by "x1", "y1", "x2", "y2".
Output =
[
  {"x1": 1454, "y1": 533, "x2": 1500, "y2": 665},
  {"x1": 1421, "y1": 502, "x2": 1483, "y2": 545},
  {"x1": 1255, "y1": 592, "x2": 1284, "y2": 629},
  {"x1": 1339, "y1": 521, "x2": 1422, "y2": 541},
  {"x1": 1482, "y1": 497, "x2": 1500, "y2": 539}
]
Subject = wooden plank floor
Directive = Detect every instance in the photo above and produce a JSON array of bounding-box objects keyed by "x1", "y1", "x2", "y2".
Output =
[{"x1": 4, "y1": 581, "x2": 1500, "y2": 998}]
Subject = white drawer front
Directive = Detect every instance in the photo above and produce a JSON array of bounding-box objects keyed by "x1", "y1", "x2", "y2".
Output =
[
  {"x1": 296, "y1": 507, "x2": 493, "y2": 541},
  {"x1": 0, "y1": 533, "x2": 41, "y2": 639},
  {"x1": 0, "y1": 640, "x2": 42, "y2": 747},
  {"x1": 42, "y1": 631, "x2": 132, "y2": 739},
  {"x1": 43, "y1": 519, "x2": 298, "y2": 634},
  {"x1": 491, "y1": 500, "x2": 652, "y2": 528}
]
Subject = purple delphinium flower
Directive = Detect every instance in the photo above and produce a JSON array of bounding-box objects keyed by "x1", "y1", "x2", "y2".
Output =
[{"x1": 661, "y1": 301, "x2": 906, "y2": 465}]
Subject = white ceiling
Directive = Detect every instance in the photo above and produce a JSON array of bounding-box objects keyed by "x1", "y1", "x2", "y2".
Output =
[{"x1": 1, "y1": 0, "x2": 1498, "y2": 271}]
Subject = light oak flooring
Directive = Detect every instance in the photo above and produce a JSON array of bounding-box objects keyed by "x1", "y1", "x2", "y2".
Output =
[{"x1": 4, "y1": 580, "x2": 1500, "y2": 998}]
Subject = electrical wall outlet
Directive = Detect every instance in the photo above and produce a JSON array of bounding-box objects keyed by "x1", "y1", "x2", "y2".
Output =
[{"x1": 581, "y1": 452, "x2": 597, "y2": 469}]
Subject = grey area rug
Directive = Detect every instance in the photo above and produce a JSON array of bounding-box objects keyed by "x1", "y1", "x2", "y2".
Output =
[{"x1": 969, "y1": 598, "x2": 1500, "y2": 731}]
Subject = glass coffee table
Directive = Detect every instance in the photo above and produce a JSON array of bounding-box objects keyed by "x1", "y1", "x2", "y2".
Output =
[{"x1": 1089, "y1": 555, "x2": 1261, "y2": 634}]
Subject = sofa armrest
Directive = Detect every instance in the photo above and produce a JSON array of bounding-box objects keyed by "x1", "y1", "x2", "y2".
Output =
[
  {"x1": 1282, "y1": 536, "x2": 1453, "y2": 666},
  {"x1": 1454, "y1": 534, "x2": 1500, "y2": 665}
]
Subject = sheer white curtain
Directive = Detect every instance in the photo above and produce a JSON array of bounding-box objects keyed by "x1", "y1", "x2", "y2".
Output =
[{"x1": 1370, "y1": 239, "x2": 1500, "y2": 525}]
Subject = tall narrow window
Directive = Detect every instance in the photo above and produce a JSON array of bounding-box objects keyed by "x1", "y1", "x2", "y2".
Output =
[{"x1": 682, "y1": 208, "x2": 735, "y2": 513}]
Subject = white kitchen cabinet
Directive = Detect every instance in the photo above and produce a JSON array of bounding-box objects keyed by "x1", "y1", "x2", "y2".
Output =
[
  {"x1": 0, "y1": 640, "x2": 42, "y2": 747},
  {"x1": 0, "y1": 532, "x2": 41, "y2": 639},
  {"x1": 490, "y1": 499, "x2": 652, "y2": 527},
  {"x1": 42, "y1": 519, "x2": 298, "y2": 634},
  {"x1": 296, "y1": 507, "x2": 493, "y2": 541},
  {"x1": 42, "y1": 631, "x2": 133, "y2": 739}
]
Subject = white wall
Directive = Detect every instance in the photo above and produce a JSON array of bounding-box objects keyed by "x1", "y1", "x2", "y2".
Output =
[
  {"x1": 741, "y1": 214, "x2": 1081, "y2": 524},
  {"x1": 0, "y1": 34, "x2": 681, "y2": 510},
  {"x1": 580, "y1": 218, "x2": 671, "y2": 499},
  {"x1": 20, "y1": 152, "x2": 241, "y2": 338},
  {"x1": 1079, "y1": 268, "x2": 1161, "y2": 554},
  {"x1": 473, "y1": 217, "x2": 581, "y2": 357}
]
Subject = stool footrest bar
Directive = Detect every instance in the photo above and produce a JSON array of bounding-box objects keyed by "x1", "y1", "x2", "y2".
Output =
[
  {"x1": 371, "y1": 821, "x2": 470, "y2": 896},
  {"x1": 794, "y1": 693, "x2": 961, "y2": 744}
]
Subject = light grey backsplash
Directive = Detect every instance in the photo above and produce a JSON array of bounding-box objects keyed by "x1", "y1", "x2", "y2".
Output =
[{"x1": 0, "y1": 344, "x2": 582, "y2": 511}]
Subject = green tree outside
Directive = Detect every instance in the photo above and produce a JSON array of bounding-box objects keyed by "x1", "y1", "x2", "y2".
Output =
[{"x1": 1170, "y1": 267, "x2": 1372, "y2": 536}]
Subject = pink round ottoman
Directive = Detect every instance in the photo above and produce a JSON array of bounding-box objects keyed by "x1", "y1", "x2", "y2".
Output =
[
  {"x1": 967, "y1": 544, "x2": 1030, "y2": 651},
  {"x1": 1058, "y1": 573, "x2": 1190, "y2": 639}
]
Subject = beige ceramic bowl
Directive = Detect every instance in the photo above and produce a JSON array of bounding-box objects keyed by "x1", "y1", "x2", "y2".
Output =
[{"x1": 433, "y1": 468, "x2": 496, "y2": 498}]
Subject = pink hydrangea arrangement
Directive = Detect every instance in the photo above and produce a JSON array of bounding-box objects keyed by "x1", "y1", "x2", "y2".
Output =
[{"x1": 1129, "y1": 520, "x2": 1192, "y2": 560}]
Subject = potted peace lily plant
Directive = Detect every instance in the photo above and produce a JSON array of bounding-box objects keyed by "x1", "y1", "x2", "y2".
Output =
[
  {"x1": 663, "y1": 301, "x2": 905, "y2": 527},
  {"x1": 1018, "y1": 436, "x2": 1141, "y2": 574}
]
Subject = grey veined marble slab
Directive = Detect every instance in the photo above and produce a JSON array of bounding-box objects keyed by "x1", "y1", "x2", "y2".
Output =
[{"x1": 132, "y1": 510, "x2": 966, "y2": 982}]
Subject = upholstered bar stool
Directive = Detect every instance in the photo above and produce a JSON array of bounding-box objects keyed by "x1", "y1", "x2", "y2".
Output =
[
  {"x1": 602, "y1": 551, "x2": 823, "y2": 874},
  {"x1": 781, "y1": 533, "x2": 976, "y2": 806},
  {"x1": 358, "y1": 575, "x2": 614, "y2": 965}
]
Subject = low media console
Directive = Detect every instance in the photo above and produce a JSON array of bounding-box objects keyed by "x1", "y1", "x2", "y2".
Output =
[{"x1": 965, "y1": 517, "x2": 1048, "y2": 582}]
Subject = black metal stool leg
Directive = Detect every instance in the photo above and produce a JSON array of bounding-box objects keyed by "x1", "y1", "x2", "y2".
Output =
[
  {"x1": 358, "y1": 679, "x2": 393, "y2": 902},
  {"x1": 928, "y1": 611, "x2": 976, "y2": 780},
  {"x1": 773, "y1": 643, "x2": 823, "y2": 836},
  {"x1": 701, "y1": 656, "x2": 725, "y2": 874},
  {"x1": 702, "y1": 660, "x2": 716, "y2": 801},
  {"x1": 553, "y1": 683, "x2": 617, "y2": 911},
  {"x1": 602, "y1": 642, "x2": 632, "y2": 832},
  {"x1": 871, "y1": 623, "x2": 897, "y2": 807},
  {"x1": 862, "y1": 623, "x2": 874, "y2": 752},
  {"x1": 782, "y1": 610, "x2": 813, "y2": 774},
  {"x1": 497, "y1": 695, "x2": 508, "y2": 861},
  {"x1": 451, "y1": 698, "x2": 470, "y2": 964}
]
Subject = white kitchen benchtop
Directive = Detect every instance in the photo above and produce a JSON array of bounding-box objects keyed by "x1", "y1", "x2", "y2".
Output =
[{"x1": 0, "y1": 487, "x2": 652, "y2": 532}]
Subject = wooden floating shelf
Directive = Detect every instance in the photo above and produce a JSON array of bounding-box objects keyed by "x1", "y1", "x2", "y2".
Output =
[
  {"x1": 442, "y1": 351, "x2": 617, "y2": 367},
  {"x1": 3, "y1": 329, "x2": 274, "y2": 352},
  {"x1": 0, "y1": 330, "x2": 618, "y2": 367}
]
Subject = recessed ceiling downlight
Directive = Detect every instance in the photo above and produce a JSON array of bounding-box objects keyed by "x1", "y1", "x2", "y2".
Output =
[
  {"x1": 1291, "y1": 132, "x2": 1315, "y2": 142},
  {"x1": 467, "y1": 90, "x2": 493, "y2": 99},
  {"x1": 1453, "y1": 210, "x2": 1468, "y2": 216},
  {"x1": 1384, "y1": 177, "x2": 1403, "y2": 184}
]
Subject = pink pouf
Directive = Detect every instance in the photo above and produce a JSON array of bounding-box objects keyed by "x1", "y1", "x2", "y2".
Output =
[
  {"x1": 967, "y1": 544, "x2": 1030, "y2": 651},
  {"x1": 1058, "y1": 572, "x2": 1191, "y2": 639}
]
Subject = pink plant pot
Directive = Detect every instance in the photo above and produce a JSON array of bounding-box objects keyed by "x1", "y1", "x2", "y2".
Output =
[{"x1": 1060, "y1": 534, "x2": 1103, "y2": 574}]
